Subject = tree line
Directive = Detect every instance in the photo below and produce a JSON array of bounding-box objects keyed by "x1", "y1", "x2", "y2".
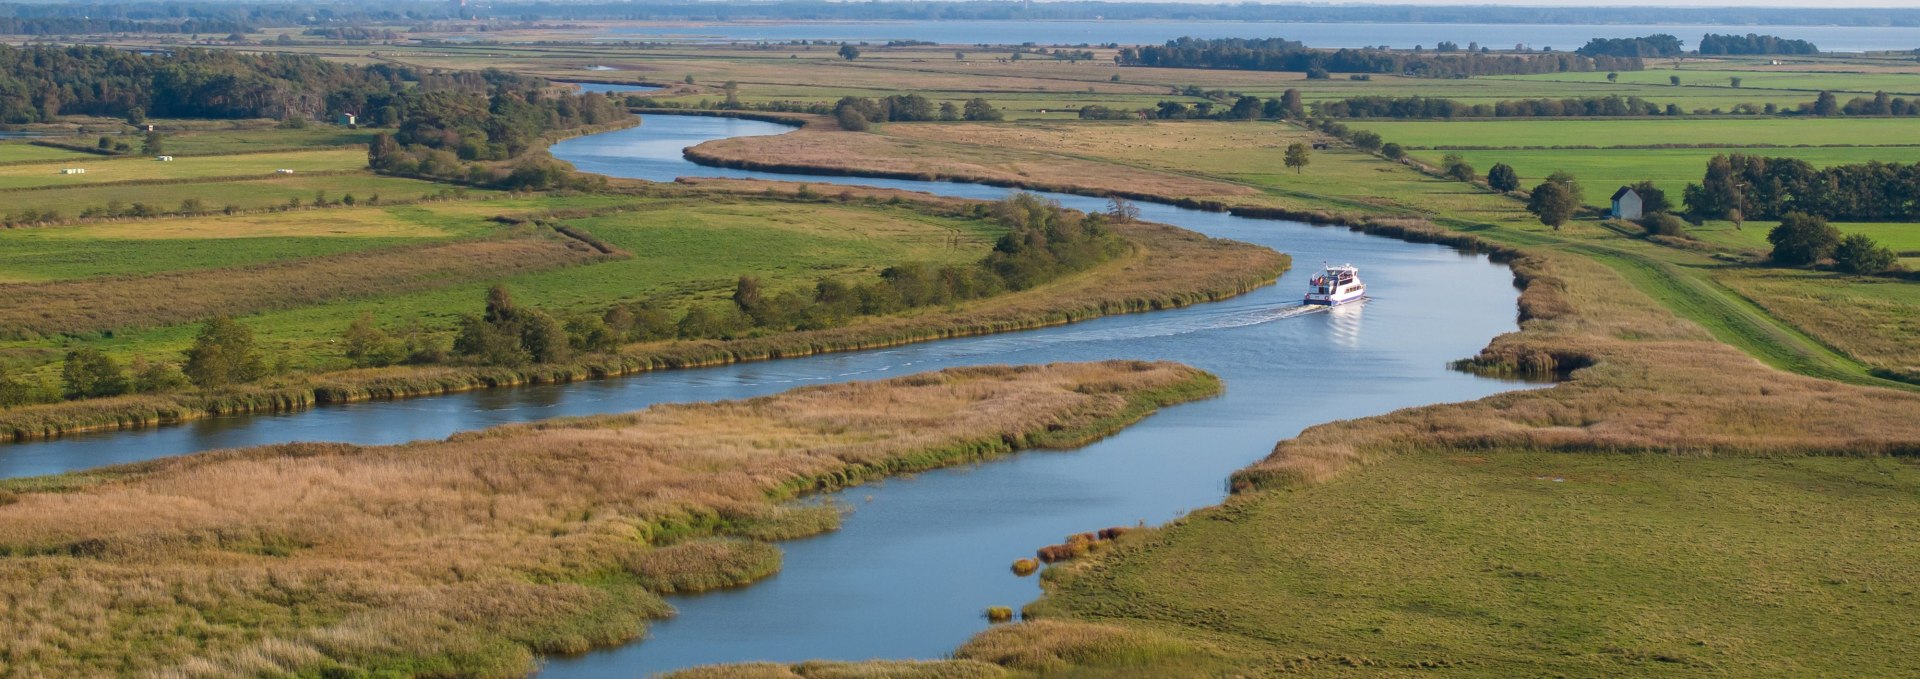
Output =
[
  {"x1": 831, "y1": 94, "x2": 1003, "y2": 130},
  {"x1": 0, "y1": 45, "x2": 428, "y2": 124},
  {"x1": 1699, "y1": 33, "x2": 1819, "y2": 55},
  {"x1": 1574, "y1": 35, "x2": 1685, "y2": 58},
  {"x1": 1684, "y1": 153, "x2": 1920, "y2": 223},
  {"x1": 1116, "y1": 37, "x2": 1643, "y2": 78},
  {"x1": 365, "y1": 75, "x2": 626, "y2": 189}
]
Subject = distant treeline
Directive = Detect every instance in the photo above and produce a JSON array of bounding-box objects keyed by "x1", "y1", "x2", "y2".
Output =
[
  {"x1": 1700, "y1": 33, "x2": 1820, "y2": 55},
  {"x1": 1116, "y1": 37, "x2": 1642, "y2": 78},
  {"x1": 0, "y1": 45, "x2": 425, "y2": 123},
  {"x1": 0, "y1": 17, "x2": 247, "y2": 34},
  {"x1": 1575, "y1": 34, "x2": 1685, "y2": 58},
  {"x1": 367, "y1": 81, "x2": 627, "y2": 189},
  {"x1": 1685, "y1": 154, "x2": 1920, "y2": 222}
]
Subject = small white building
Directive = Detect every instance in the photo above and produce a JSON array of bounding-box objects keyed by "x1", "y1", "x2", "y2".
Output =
[
  {"x1": 59, "y1": 168, "x2": 86, "y2": 175},
  {"x1": 1610, "y1": 186, "x2": 1644, "y2": 220},
  {"x1": 155, "y1": 155, "x2": 174, "y2": 162}
]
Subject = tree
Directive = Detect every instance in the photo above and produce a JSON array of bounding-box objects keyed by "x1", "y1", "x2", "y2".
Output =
[
  {"x1": 1348, "y1": 130, "x2": 1383, "y2": 151},
  {"x1": 1606, "y1": 72, "x2": 1619, "y2": 83},
  {"x1": 732, "y1": 275, "x2": 766, "y2": 320},
  {"x1": 938, "y1": 101, "x2": 960, "y2": 121},
  {"x1": 1279, "y1": 88, "x2": 1304, "y2": 119},
  {"x1": 182, "y1": 317, "x2": 267, "y2": 388},
  {"x1": 1486, "y1": 163, "x2": 1520, "y2": 192},
  {"x1": 126, "y1": 106, "x2": 145, "y2": 126},
  {"x1": 62, "y1": 349, "x2": 127, "y2": 399},
  {"x1": 141, "y1": 131, "x2": 164, "y2": 156},
  {"x1": 838, "y1": 44, "x2": 861, "y2": 61},
  {"x1": 835, "y1": 106, "x2": 869, "y2": 131},
  {"x1": 517, "y1": 309, "x2": 572, "y2": 364},
  {"x1": 1813, "y1": 91, "x2": 1839, "y2": 116},
  {"x1": 1527, "y1": 180, "x2": 1579, "y2": 230},
  {"x1": 1228, "y1": 95, "x2": 1262, "y2": 120},
  {"x1": 1381, "y1": 142, "x2": 1406, "y2": 160},
  {"x1": 1544, "y1": 170, "x2": 1586, "y2": 205},
  {"x1": 342, "y1": 313, "x2": 404, "y2": 367},
  {"x1": 1670, "y1": 75, "x2": 1682, "y2": 86},
  {"x1": 1730, "y1": 76, "x2": 1743, "y2": 88},
  {"x1": 1767, "y1": 212, "x2": 1841, "y2": 265},
  {"x1": 1833, "y1": 234, "x2": 1897, "y2": 274},
  {"x1": 1442, "y1": 153, "x2": 1475, "y2": 183},
  {"x1": 1106, "y1": 197, "x2": 1140, "y2": 222},
  {"x1": 1284, "y1": 143, "x2": 1311, "y2": 174},
  {"x1": 1628, "y1": 180, "x2": 1672, "y2": 214},
  {"x1": 452, "y1": 314, "x2": 529, "y2": 366},
  {"x1": 962, "y1": 98, "x2": 1003, "y2": 121}
]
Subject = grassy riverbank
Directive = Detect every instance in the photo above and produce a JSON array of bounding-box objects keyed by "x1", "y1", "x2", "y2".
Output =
[{"x1": 0, "y1": 361, "x2": 1219, "y2": 678}]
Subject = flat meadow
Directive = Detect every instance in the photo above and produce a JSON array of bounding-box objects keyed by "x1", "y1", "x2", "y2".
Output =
[
  {"x1": 0, "y1": 172, "x2": 482, "y2": 224},
  {"x1": 0, "y1": 147, "x2": 365, "y2": 189}
]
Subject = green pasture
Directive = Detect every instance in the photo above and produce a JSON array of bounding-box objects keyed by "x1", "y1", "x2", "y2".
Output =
[
  {"x1": 0, "y1": 173, "x2": 485, "y2": 223},
  {"x1": 1497, "y1": 67, "x2": 1920, "y2": 95},
  {"x1": 0, "y1": 148, "x2": 367, "y2": 190},
  {"x1": 0, "y1": 142, "x2": 93, "y2": 164},
  {"x1": 1351, "y1": 117, "x2": 1920, "y2": 149},
  {"x1": 1407, "y1": 146, "x2": 1920, "y2": 208},
  {"x1": 0, "y1": 197, "x2": 1004, "y2": 377}
]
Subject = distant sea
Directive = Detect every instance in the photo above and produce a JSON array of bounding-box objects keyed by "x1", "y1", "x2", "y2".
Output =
[{"x1": 588, "y1": 20, "x2": 1920, "y2": 53}]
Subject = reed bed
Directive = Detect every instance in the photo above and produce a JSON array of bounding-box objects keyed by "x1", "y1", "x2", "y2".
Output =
[{"x1": 0, "y1": 361, "x2": 1218, "y2": 678}]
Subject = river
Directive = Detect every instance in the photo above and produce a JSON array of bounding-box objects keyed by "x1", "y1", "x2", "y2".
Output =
[{"x1": 0, "y1": 115, "x2": 1533, "y2": 676}]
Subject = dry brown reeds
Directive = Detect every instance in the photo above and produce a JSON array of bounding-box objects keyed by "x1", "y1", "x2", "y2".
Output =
[
  {"x1": 1009, "y1": 558, "x2": 1039, "y2": 576},
  {"x1": 0, "y1": 361, "x2": 1216, "y2": 678}
]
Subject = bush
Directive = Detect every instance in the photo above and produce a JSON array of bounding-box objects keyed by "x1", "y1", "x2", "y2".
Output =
[
  {"x1": 1767, "y1": 212, "x2": 1841, "y2": 265},
  {"x1": 1487, "y1": 163, "x2": 1520, "y2": 192},
  {"x1": 1380, "y1": 142, "x2": 1405, "y2": 159},
  {"x1": 1641, "y1": 212, "x2": 1687, "y2": 237},
  {"x1": 182, "y1": 317, "x2": 267, "y2": 388},
  {"x1": 61, "y1": 349, "x2": 127, "y2": 399},
  {"x1": 1832, "y1": 234, "x2": 1897, "y2": 274}
]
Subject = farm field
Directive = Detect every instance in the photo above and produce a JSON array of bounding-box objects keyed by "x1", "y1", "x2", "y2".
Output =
[
  {"x1": 0, "y1": 172, "x2": 482, "y2": 223},
  {"x1": 1498, "y1": 67, "x2": 1920, "y2": 95},
  {"x1": 0, "y1": 196, "x2": 1004, "y2": 379},
  {"x1": 1408, "y1": 146, "x2": 1917, "y2": 209},
  {"x1": 1348, "y1": 117, "x2": 1920, "y2": 149},
  {"x1": 154, "y1": 126, "x2": 384, "y2": 155},
  {"x1": 0, "y1": 147, "x2": 365, "y2": 189},
  {"x1": 0, "y1": 142, "x2": 91, "y2": 163}
]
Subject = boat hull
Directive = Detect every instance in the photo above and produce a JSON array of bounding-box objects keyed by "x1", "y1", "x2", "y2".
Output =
[{"x1": 1304, "y1": 291, "x2": 1365, "y2": 306}]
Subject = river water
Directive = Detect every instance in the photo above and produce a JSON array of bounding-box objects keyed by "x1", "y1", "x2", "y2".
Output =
[{"x1": 0, "y1": 115, "x2": 1532, "y2": 676}]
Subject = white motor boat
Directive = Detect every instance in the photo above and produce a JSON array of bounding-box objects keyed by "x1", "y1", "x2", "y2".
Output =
[{"x1": 1304, "y1": 263, "x2": 1365, "y2": 306}]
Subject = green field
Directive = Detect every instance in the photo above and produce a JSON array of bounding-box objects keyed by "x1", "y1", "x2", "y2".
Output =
[
  {"x1": 0, "y1": 196, "x2": 1002, "y2": 378},
  {"x1": 0, "y1": 172, "x2": 487, "y2": 223},
  {"x1": 1498, "y1": 67, "x2": 1920, "y2": 95},
  {"x1": 1030, "y1": 451, "x2": 1920, "y2": 676},
  {"x1": 1351, "y1": 117, "x2": 1920, "y2": 149},
  {"x1": 0, "y1": 148, "x2": 367, "y2": 189},
  {"x1": 155, "y1": 126, "x2": 383, "y2": 155},
  {"x1": 1406, "y1": 146, "x2": 1920, "y2": 208},
  {"x1": 0, "y1": 142, "x2": 92, "y2": 163}
]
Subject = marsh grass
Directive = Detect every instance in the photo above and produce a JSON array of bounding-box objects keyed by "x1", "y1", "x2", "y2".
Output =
[{"x1": 0, "y1": 361, "x2": 1216, "y2": 678}]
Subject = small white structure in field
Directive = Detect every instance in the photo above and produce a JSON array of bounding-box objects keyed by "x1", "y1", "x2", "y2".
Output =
[
  {"x1": 275, "y1": 169, "x2": 295, "y2": 174},
  {"x1": 59, "y1": 168, "x2": 86, "y2": 174},
  {"x1": 155, "y1": 155, "x2": 174, "y2": 161},
  {"x1": 1610, "y1": 186, "x2": 1643, "y2": 220}
]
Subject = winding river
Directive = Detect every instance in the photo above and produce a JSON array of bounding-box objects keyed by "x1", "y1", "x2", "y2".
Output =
[{"x1": 0, "y1": 115, "x2": 1533, "y2": 676}]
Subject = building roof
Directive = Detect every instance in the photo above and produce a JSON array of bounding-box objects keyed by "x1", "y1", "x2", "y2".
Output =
[{"x1": 1611, "y1": 186, "x2": 1638, "y2": 201}]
